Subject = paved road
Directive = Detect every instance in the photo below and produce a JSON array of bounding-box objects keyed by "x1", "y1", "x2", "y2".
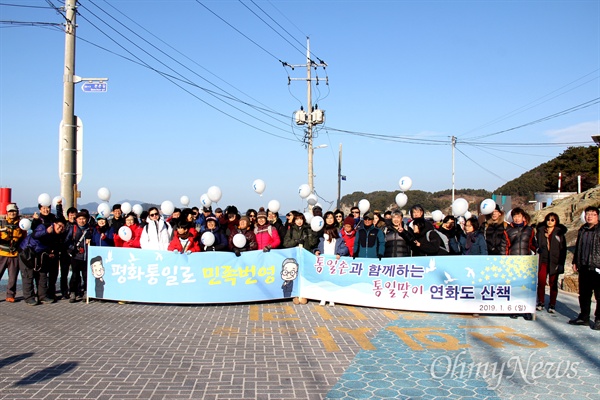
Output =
[{"x1": 0, "y1": 281, "x2": 598, "y2": 399}]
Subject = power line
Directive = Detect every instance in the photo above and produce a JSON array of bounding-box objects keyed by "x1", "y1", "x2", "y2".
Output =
[
  {"x1": 0, "y1": 2, "x2": 54, "y2": 8},
  {"x1": 455, "y1": 146, "x2": 508, "y2": 182}
]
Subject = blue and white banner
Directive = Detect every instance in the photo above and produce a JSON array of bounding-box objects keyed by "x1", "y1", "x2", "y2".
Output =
[
  {"x1": 87, "y1": 247, "x2": 537, "y2": 313},
  {"x1": 300, "y1": 253, "x2": 538, "y2": 314}
]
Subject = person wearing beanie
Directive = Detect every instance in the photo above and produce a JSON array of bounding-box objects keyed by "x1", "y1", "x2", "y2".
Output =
[
  {"x1": 228, "y1": 216, "x2": 258, "y2": 256},
  {"x1": 340, "y1": 216, "x2": 357, "y2": 257},
  {"x1": 91, "y1": 215, "x2": 115, "y2": 247},
  {"x1": 254, "y1": 207, "x2": 281, "y2": 251}
]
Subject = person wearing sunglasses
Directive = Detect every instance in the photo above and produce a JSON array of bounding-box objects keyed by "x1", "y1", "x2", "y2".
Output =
[
  {"x1": 140, "y1": 207, "x2": 172, "y2": 251},
  {"x1": 535, "y1": 212, "x2": 566, "y2": 313}
]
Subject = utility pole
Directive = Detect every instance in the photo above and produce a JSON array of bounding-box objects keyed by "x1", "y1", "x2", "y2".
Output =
[
  {"x1": 287, "y1": 37, "x2": 327, "y2": 194},
  {"x1": 60, "y1": 0, "x2": 77, "y2": 209},
  {"x1": 451, "y1": 135, "x2": 456, "y2": 203},
  {"x1": 337, "y1": 143, "x2": 342, "y2": 209}
]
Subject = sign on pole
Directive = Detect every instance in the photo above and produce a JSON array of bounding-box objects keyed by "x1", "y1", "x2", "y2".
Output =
[{"x1": 81, "y1": 82, "x2": 107, "y2": 93}]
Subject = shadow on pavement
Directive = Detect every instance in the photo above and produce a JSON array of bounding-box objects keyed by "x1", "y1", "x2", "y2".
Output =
[
  {"x1": 0, "y1": 352, "x2": 34, "y2": 369},
  {"x1": 13, "y1": 362, "x2": 78, "y2": 386}
]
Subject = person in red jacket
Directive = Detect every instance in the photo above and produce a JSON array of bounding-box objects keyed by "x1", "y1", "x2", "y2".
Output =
[
  {"x1": 114, "y1": 213, "x2": 142, "y2": 248},
  {"x1": 254, "y1": 208, "x2": 280, "y2": 251},
  {"x1": 340, "y1": 216, "x2": 357, "y2": 257},
  {"x1": 168, "y1": 221, "x2": 200, "y2": 254}
]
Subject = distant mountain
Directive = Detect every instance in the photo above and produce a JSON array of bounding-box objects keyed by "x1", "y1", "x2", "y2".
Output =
[{"x1": 20, "y1": 199, "x2": 150, "y2": 216}]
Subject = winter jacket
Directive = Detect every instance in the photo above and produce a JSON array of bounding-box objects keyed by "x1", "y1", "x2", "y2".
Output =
[
  {"x1": 114, "y1": 224, "x2": 142, "y2": 248},
  {"x1": 201, "y1": 227, "x2": 229, "y2": 252},
  {"x1": 255, "y1": 223, "x2": 282, "y2": 250},
  {"x1": 573, "y1": 222, "x2": 600, "y2": 270},
  {"x1": 482, "y1": 220, "x2": 509, "y2": 255},
  {"x1": 228, "y1": 228, "x2": 258, "y2": 252},
  {"x1": 507, "y1": 224, "x2": 537, "y2": 255},
  {"x1": 409, "y1": 226, "x2": 443, "y2": 257},
  {"x1": 0, "y1": 216, "x2": 26, "y2": 257},
  {"x1": 168, "y1": 231, "x2": 200, "y2": 253},
  {"x1": 353, "y1": 225, "x2": 385, "y2": 258},
  {"x1": 457, "y1": 231, "x2": 488, "y2": 255},
  {"x1": 316, "y1": 236, "x2": 349, "y2": 257},
  {"x1": 140, "y1": 217, "x2": 172, "y2": 250},
  {"x1": 383, "y1": 224, "x2": 411, "y2": 258},
  {"x1": 270, "y1": 218, "x2": 286, "y2": 249},
  {"x1": 283, "y1": 224, "x2": 316, "y2": 250},
  {"x1": 65, "y1": 223, "x2": 93, "y2": 261},
  {"x1": 536, "y1": 223, "x2": 567, "y2": 275},
  {"x1": 341, "y1": 228, "x2": 356, "y2": 257},
  {"x1": 91, "y1": 225, "x2": 115, "y2": 247}
]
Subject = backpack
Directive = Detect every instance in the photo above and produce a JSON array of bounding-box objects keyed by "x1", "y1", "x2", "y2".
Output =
[{"x1": 427, "y1": 229, "x2": 450, "y2": 254}]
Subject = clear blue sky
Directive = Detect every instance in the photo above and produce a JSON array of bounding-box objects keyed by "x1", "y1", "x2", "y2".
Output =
[{"x1": 1, "y1": 0, "x2": 599, "y2": 214}]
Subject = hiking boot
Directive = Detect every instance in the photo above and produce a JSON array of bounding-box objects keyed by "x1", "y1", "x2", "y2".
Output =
[
  {"x1": 6, "y1": 297, "x2": 15, "y2": 303},
  {"x1": 69, "y1": 293, "x2": 77, "y2": 303},
  {"x1": 548, "y1": 306, "x2": 555, "y2": 314},
  {"x1": 524, "y1": 313, "x2": 533, "y2": 321},
  {"x1": 536, "y1": 303, "x2": 543, "y2": 311},
  {"x1": 593, "y1": 320, "x2": 600, "y2": 331},
  {"x1": 568, "y1": 316, "x2": 590, "y2": 325},
  {"x1": 40, "y1": 297, "x2": 56, "y2": 304},
  {"x1": 25, "y1": 298, "x2": 38, "y2": 306}
]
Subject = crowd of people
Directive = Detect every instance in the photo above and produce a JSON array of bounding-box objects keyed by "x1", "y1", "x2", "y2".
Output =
[{"x1": 0, "y1": 199, "x2": 598, "y2": 331}]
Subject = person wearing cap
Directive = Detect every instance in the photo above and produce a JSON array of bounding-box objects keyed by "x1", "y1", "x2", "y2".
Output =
[
  {"x1": 0, "y1": 204, "x2": 26, "y2": 302},
  {"x1": 353, "y1": 212, "x2": 385, "y2": 259},
  {"x1": 383, "y1": 210, "x2": 412, "y2": 258},
  {"x1": 228, "y1": 216, "x2": 258, "y2": 256},
  {"x1": 214, "y1": 208, "x2": 227, "y2": 227},
  {"x1": 340, "y1": 216, "x2": 357, "y2": 257},
  {"x1": 481, "y1": 204, "x2": 509, "y2": 256},
  {"x1": 254, "y1": 208, "x2": 281, "y2": 251},
  {"x1": 91, "y1": 215, "x2": 115, "y2": 247},
  {"x1": 196, "y1": 206, "x2": 214, "y2": 234},
  {"x1": 19, "y1": 217, "x2": 66, "y2": 305},
  {"x1": 202, "y1": 216, "x2": 228, "y2": 251},
  {"x1": 140, "y1": 207, "x2": 172, "y2": 251},
  {"x1": 65, "y1": 211, "x2": 93, "y2": 302}
]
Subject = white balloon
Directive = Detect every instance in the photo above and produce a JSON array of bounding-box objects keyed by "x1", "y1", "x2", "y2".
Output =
[
  {"x1": 464, "y1": 211, "x2": 472, "y2": 220},
  {"x1": 207, "y1": 186, "x2": 222, "y2": 202},
  {"x1": 180, "y1": 196, "x2": 190, "y2": 207},
  {"x1": 121, "y1": 202, "x2": 132, "y2": 214},
  {"x1": 505, "y1": 209, "x2": 513, "y2": 223},
  {"x1": 37, "y1": 193, "x2": 51, "y2": 207},
  {"x1": 395, "y1": 193, "x2": 408, "y2": 208},
  {"x1": 304, "y1": 212, "x2": 313, "y2": 224},
  {"x1": 118, "y1": 226, "x2": 132, "y2": 241},
  {"x1": 298, "y1": 184, "x2": 311, "y2": 199},
  {"x1": 201, "y1": 231, "x2": 215, "y2": 246},
  {"x1": 200, "y1": 194, "x2": 212, "y2": 208},
  {"x1": 451, "y1": 198, "x2": 469, "y2": 217},
  {"x1": 52, "y1": 196, "x2": 64, "y2": 209},
  {"x1": 19, "y1": 218, "x2": 31, "y2": 231},
  {"x1": 232, "y1": 233, "x2": 247, "y2": 249},
  {"x1": 132, "y1": 204, "x2": 143, "y2": 216},
  {"x1": 480, "y1": 199, "x2": 496, "y2": 215},
  {"x1": 358, "y1": 199, "x2": 370, "y2": 214},
  {"x1": 431, "y1": 210, "x2": 444, "y2": 222},
  {"x1": 581, "y1": 210, "x2": 586, "y2": 224},
  {"x1": 97, "y1": 187, "x2": 111, "y2": 202},
  {"x1": 97, "y1": 202, "x2": 111, "y2": 219},
  {"x1": 399, "y1": 176, "x2": 413, "y2": 191},
  {"x1": 268, "y1": 200, "x2": 281, "y2": 213},
  {"x1": 310, "y1": 216, "x2": 325, "y2": 232},
  {"x1": 252, "y1": 179, "x2": 266, "y2": 195},
  {"x1": 161, "y1": 200, "x2": 174, "y2": 216},
  {"x1": 306, "y1": 193, "x2": 318, "y2": 206}
]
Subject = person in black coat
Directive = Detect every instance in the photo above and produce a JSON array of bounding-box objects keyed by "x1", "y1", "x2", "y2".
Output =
[{"x1": 535, "y1": 212, "x2": 567, "y2": 313}]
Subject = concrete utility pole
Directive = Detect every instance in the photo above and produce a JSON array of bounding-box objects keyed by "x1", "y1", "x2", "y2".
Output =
[
  {"x1": 337, "y1": 143, "x2": 342, "y2": 209},
  {"x1": 60, "y1": 0, "x2": 77, "y2": 209},
  {"x1": 451, "y1": 135, "x2": 456, "y2": 203}
]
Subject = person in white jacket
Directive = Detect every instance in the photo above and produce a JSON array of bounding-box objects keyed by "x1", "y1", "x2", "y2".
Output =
[{"x1": 140, "y1": 207, "x2": 172, "y2": 250}]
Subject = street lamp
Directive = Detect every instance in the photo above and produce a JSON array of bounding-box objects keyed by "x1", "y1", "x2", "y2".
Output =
[{"x1": 592, "y1": 136, "x2": 600, "y2": 185}]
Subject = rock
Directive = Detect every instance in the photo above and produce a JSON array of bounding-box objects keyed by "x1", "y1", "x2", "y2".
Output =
[{"x1": 562, "y1": 274, "x2": 579, "y2": 294}]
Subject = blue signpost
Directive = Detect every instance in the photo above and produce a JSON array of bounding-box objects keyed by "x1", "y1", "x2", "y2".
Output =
[{"x1": 81, "y1": 82, "x2": 107, "y2": 93}]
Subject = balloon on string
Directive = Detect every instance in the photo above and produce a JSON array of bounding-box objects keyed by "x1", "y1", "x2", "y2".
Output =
[
  {"x1": 37, "y1": 193, "x2": 51, "y2": 207},
  {"x1": 505, "y1": 209, "x2": 513, "y2": 223},
  {"x1": 395, "y1": 193, "x2": 408, "y2": 208},
  {"x1": 304, "y1": 212, "x2": 313, "y2": 224},
  {"x1": 97, "y1": 202, "x2": 111, "y2": 219},
  {"x1": 97, "y1": 187, "x2": 111, "y2": 202},
  {"x1": 398, "y1": 176, "x2": 413, "y2": 192},
  {"x1": 207, "y1": 186, "x2": 222, "y2": 202},
  {"x1": 298, "y1": 184, "x2": 311, "y2": 199},
  {"x1": 180, "y1": 196, "x2": 190, "y2": 207},
  {"x1": 252, "y1": 179, "x2": 266, "y2": 196},
  {"x1": 310, "y1": 216, "x2": 324, "y2": 232},
  {"x1": 480, "y1": 199, "x2": 496, "y2": 215},
  {"x1": 581, "y1": 211, "x2": 586, "y2": 224},
  {"x1": 306, "y1": 193, "x2": 318, "y2": 206},
  {"x1": 200, "y1": 194, "x2": 212, "y2": 208},
  {"x1": 431, "y1": 210, "x2": 444, "y2": 222},
  {"x1": 161, "y1": 200, "x2": 175, "y2": 216},
  {"x1": 201, "y1": 231, "x2": 215, "y2": 246},
  {"x1": 267, "y1": 200, "x2": 280, "y2": 213},
  {"x1": 232, "y1": 233, "x2": 247, "y2": 249},
  {"x1": 19, "y1": 218, "x2": 32, "y2": 231},
  {"x1": 451, "y1": 198, "x2": 469, "y2": 216},
  {"x1": 132, "y1": 204, "x2": 143, "y2": 216},
  {"x1": 118, "y1": 226, "x2": 132, "y2": 241},
  {"x1": 121, "y1": 202, "x2": 132, "y2": 214},
  {"x1": 358, "y1": 199, "x2": 370, "y2": 214},
  {"x1": 464, "y1": 211, "x2": 472, "y2": 220},
  {"x1": 52, "y1": 196, "x2": 64, "y2": 209}
]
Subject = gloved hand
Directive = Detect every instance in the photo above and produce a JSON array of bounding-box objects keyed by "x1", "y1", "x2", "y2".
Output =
[
  {"x1": 234, "y1": 249, "x2": 241, "y2": 257},
  {"x1": 378, "y1": 254, "x2": 383, "y2": 261},
  {"x1": 263, "y1": 245, "x2": 271, "y2": 253},
  {"x1": 173, "y1": 249, "x2": 179, "y2": 253}
]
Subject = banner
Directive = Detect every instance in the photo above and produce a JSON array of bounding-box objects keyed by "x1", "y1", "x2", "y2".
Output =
[{"x1": 87, "y1": 247, "x2": 537, "y2": 313}]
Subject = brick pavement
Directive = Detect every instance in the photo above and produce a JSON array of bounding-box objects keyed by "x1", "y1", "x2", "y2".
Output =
[{"x1": 0, "y1": 280, "x2": 598, "y2": 400}]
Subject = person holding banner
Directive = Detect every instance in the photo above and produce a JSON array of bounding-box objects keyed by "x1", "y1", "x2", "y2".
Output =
[
  {"x1": 570, "y1": 206, "x2": 600, "y2": 330},
  {"x1": 283, "y1": 212, "x2": 316, "y2": 251},
  {"x1": 315, "y1": 224, "x2": 349, "y2": 307},
  {"x1": 340, "y1": 216, "x2": 357, "y2": 257},
  {"x1": 228, "y1": 216, "x2": 258, "y2": 255},
  {"x1": 114, "y1": 213, "x2": 142, "y2": 248},
  {"x1": 456, "y1": 217, "x2": 488, "y2": 256},
  {"x1": 168, "y1": 221, "x2": 200, "y2": 254},
  {"x1": 481, "y1": 205, "x2": 509, "y2": 256},
  {"x1": 140, "y1": 207, "x2": 172, "y2": 251},
  {"x1": 254, "y1": 208, "x2": 281, "y2": 252}
]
